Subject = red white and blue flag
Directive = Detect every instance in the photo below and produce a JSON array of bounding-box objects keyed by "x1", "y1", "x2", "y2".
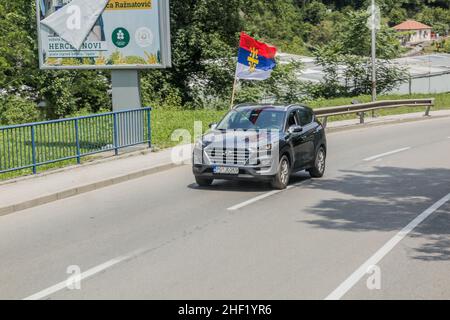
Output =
[{"x1": 235, "y1": 32, "x2": 277, "y2": 81}]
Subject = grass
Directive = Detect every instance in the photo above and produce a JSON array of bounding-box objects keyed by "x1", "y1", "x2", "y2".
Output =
[
  {"x1": 151, "y1": 108, "x2": 224, "y2": 149},
  {"x1": 1, "y1": 92, "x2": 449, "y2": 181},
  {"x1": 152, "y1": 92, "x2": 450, "y2": 148},
  {"x1": 309, "y1": 92, "x2": 450, "y2": 122}
]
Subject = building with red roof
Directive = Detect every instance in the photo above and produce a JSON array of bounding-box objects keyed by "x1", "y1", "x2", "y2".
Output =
[{"x1": 393, "y1": 20, "x2": 433, "y2": 44}]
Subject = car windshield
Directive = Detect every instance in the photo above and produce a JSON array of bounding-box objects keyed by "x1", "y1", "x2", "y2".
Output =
[{"x1": 216, "y1": 108, "x2": 286, "y2": 131}]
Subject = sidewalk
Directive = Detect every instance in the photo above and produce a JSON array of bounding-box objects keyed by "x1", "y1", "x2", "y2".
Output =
[
  {"x1": 0, "y1": 145, "x2": 191, "y2": 216},
  {"x1": 1, "y1": 109, "x2": 450, "y2": 216}
]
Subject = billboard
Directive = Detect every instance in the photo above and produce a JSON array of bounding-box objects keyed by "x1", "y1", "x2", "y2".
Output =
[{"x1": 36, "y1": 0, "x2": 171, "y2": 70}]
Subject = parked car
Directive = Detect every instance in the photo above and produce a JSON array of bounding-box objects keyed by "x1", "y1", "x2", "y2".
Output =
[{"x1": 192, "y1": 104, "x2": 327, "y2": 189}]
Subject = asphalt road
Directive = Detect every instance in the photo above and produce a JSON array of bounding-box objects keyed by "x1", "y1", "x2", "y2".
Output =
[{"x1": 1, "y1": 117, "x2": 450, "y2": 300}]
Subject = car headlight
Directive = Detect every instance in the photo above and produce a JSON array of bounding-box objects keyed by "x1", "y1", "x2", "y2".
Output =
[
  {"x1": 195, "y1": 139, "x2": 213, "y2": 149},
  {"x1": 195, "y1": 140, "x2": 204, "y2": 149}
]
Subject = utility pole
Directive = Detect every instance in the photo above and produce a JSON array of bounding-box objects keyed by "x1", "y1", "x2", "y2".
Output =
[{"x1": 371, "y1": 0, "x2": 377, "y2": 103}]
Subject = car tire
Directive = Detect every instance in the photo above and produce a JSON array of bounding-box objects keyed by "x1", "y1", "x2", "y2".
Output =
[
  {"x1": 271, "y1": 155, "x2": 291, "y2": 190},
  {"x1": 308, "y1": 146, "x2": 326, "y2": 178},
  {"x1": 195, "y1": 177, "x2": 214, "y2": 187}
]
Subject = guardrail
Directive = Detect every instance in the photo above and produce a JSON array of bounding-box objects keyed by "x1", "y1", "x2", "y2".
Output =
[
  {"x1": 314, "y1": 98, "x2": 435, "y2": 127},
  {"x1": 0, "y1": 107, "x2": 152, "y2": 175}
]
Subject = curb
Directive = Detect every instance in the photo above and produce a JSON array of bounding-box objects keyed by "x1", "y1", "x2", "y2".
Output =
[
  {"x1": 0, "y1": 145, "x2": 154, "y2": 187},
  {"x1": 0, "y1": 162, "x2": 180, "y2": 217}
]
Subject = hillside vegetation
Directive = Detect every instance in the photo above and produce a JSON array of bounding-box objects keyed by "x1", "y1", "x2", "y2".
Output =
[{"x1": 0, "y1": 0, "x2": 449, "y2": 125}]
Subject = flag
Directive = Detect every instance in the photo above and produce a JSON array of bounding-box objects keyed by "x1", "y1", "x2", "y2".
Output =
[
  {"x1": 40, "y1": 0, "x2": 109, "y2": 50},
  {"x1": 235, "y1": 32, "x2": 277, "y2": 81},
  {"x1": 40, "y1": 0, "x2": 46, "y2": 16}
]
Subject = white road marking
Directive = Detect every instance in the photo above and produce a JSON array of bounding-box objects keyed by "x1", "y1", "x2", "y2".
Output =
[
  {"x1": 23, "y1": 247, "x2": 148, "y2": 300},
  {"x1": 227, "y1": 182, "x2": 305, "y2": 211},
  {"x1": 325, "y1": 193, "x2": 450, "y2": 300},
  {"x1": 363, "y1": 147, "x2": 411, "y2": 162}
]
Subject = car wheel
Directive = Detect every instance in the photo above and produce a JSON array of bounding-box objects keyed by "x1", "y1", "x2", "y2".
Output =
[
  {"x1": 195, "y1": 177, "x2": 214, "y2": 187},
  {"x1": 308, "y1": 146, "x2": 326, "y2": 178},
  {"x1": 271, "y1": 155, "x2": 291, "y2": 190}
]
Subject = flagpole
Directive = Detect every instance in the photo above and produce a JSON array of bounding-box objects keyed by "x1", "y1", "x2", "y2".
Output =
[{"x1": 230, "y1": 75, "x2": 238, "y2": 109}]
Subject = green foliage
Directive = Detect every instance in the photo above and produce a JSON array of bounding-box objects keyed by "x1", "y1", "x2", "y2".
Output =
[
  {"x1": 317, "y1": 10, "x2": 402, "y2": 59},
  {"x1": 242, "y1": 0, "x2": 307, "y2": 54},
  {"x1": 314, "y1": 48, "x2": 408, "y2": 97},
  {"x1": 151, "y1": 107, "x2": 225, "y2": 149},
  {"x1": 416, "y1": 6, "x2": 450, "y2": 35},
  {"x1": 0, "y1": 1, "x2": 37, "y2": 90},
  {"x1": 236, "y1": 60, "x2": 315, "y2": 104},
  {"x1": 445, "y1": 39, "x2": 450, "y2": 53},
  {"x1": 37, "y1": 70, "x2": 111, "y2": 119},
  {"x1": 0, "y1": 95, "x2": 39, "y2": 125},
  {"x1": 141, "y1": 0, "x2": 243, "y2": 108}
]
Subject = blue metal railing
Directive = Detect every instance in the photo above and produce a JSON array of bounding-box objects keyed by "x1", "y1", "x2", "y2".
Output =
[{"x1": 0, "y1": 107, "x2": 152, "y2": 175}]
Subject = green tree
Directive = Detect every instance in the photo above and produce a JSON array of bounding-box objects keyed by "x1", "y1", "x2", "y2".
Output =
[
  {"x1": 0, "y1": 1, "x2": 37, "y2": 91},
  {"x1": 314, "y1": 48, "x2": 408, "y2": 97},
  {"x1": 0, "y1": 95, "x2": 39, "y2": 125},
  {"x1": 319, "y1": 10, "x2": 402, "y2": 59}
]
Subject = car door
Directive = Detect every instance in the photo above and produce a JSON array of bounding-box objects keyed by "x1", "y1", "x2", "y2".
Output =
[
  {"x1": 296, "y1": 108, "x2": 316, "y2": 165},
  {"x1": 285, "y1": 109, "x2": 308, "y2": 169}
]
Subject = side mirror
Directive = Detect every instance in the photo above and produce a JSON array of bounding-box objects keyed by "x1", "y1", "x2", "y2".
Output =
[
  {"x1": 209, "y1": 123, "x2": 218, "y2": 130},
  {"x1": 288, "y1": 125, "x2": 303, "y2": 134}
]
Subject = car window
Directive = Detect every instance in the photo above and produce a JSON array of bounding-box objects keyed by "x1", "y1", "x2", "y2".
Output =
[
  {"x1": 297, "y1": 109, "x2": 313, "y2": 127},
  {"x1": 216, "y1": 109, "x2": 286, "y2": 131},
  {"x1": 286, "y1": 111, "x2": 297, "y2": 129}
]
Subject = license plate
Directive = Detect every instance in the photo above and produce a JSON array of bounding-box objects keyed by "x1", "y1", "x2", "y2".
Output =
[{"x1": 213, "y1": 166, "x2": 239, "y2": 175}]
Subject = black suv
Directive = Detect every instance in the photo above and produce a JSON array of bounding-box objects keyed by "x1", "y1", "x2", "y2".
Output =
[{"x1": 193, "y1": 104, "x2": 327, "y2": 189}]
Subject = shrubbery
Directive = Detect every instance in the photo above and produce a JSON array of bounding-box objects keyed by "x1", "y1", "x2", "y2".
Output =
[{"x1": 0, "y1": 95, "x2": 40, "y2": 125}]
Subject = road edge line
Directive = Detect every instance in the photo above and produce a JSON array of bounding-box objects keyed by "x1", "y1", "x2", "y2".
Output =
[
  {"x1": 227, "y1": 181, "x2": 306, "y2": 211},
  {"x1": 363, "y1": 147, "x2": 411, "y2": 161},
  {"x1": 325, "y1": 193, "x2": 450, "y2": 300}
]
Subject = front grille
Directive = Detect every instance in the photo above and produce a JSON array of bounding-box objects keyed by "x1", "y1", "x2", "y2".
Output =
[{"x1": 205, "y1": 148, "x2": 250, "y2": 166}]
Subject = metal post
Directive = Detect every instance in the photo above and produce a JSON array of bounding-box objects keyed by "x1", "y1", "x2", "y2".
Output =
[
  {"x1": 30, "y1": 125, "x2": 37, "y2": 174},
  {"x1": 409, "y1": 75, "x2": 412, "y2": 95},
  {"x1": 371, "y1": 0, "x2": 377, "y2": 104},
  {"x1": 113, "y1": 113, "x2": 119, "y2": 156},
  {"x1": 74, "y1": 119, "x2": 81, "y2": 164},
  {"x1": 230, "y1": 76, "x2": 238, "y2": 109},
  {"x1": 322, "y1": 116, "x2": 328, "y2": 128},
  {"x1": 360, "y1": 112, "x2": 365, "y2": 124},
  {"x1": 146, "y1": 108, "x2": 152, "y2": 148},
  {"x1": 372, "y1": 0, "x2": 377, "y2": 118}
]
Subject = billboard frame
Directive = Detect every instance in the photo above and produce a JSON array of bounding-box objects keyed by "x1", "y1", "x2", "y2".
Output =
[{"x1": 36, "y1": 0, "x2": 172, "y2": 70}]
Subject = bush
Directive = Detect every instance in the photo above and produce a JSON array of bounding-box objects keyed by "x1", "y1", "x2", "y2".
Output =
[
  {"x1": 0, "y1": 95, "x2": 40, "y2": 125},
  {"x1": 314, "y1": 48, "x2": 408, "y2": 98},
  {"x1": 444, "y1": 40, "x2": 450, "y2": 54}
]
